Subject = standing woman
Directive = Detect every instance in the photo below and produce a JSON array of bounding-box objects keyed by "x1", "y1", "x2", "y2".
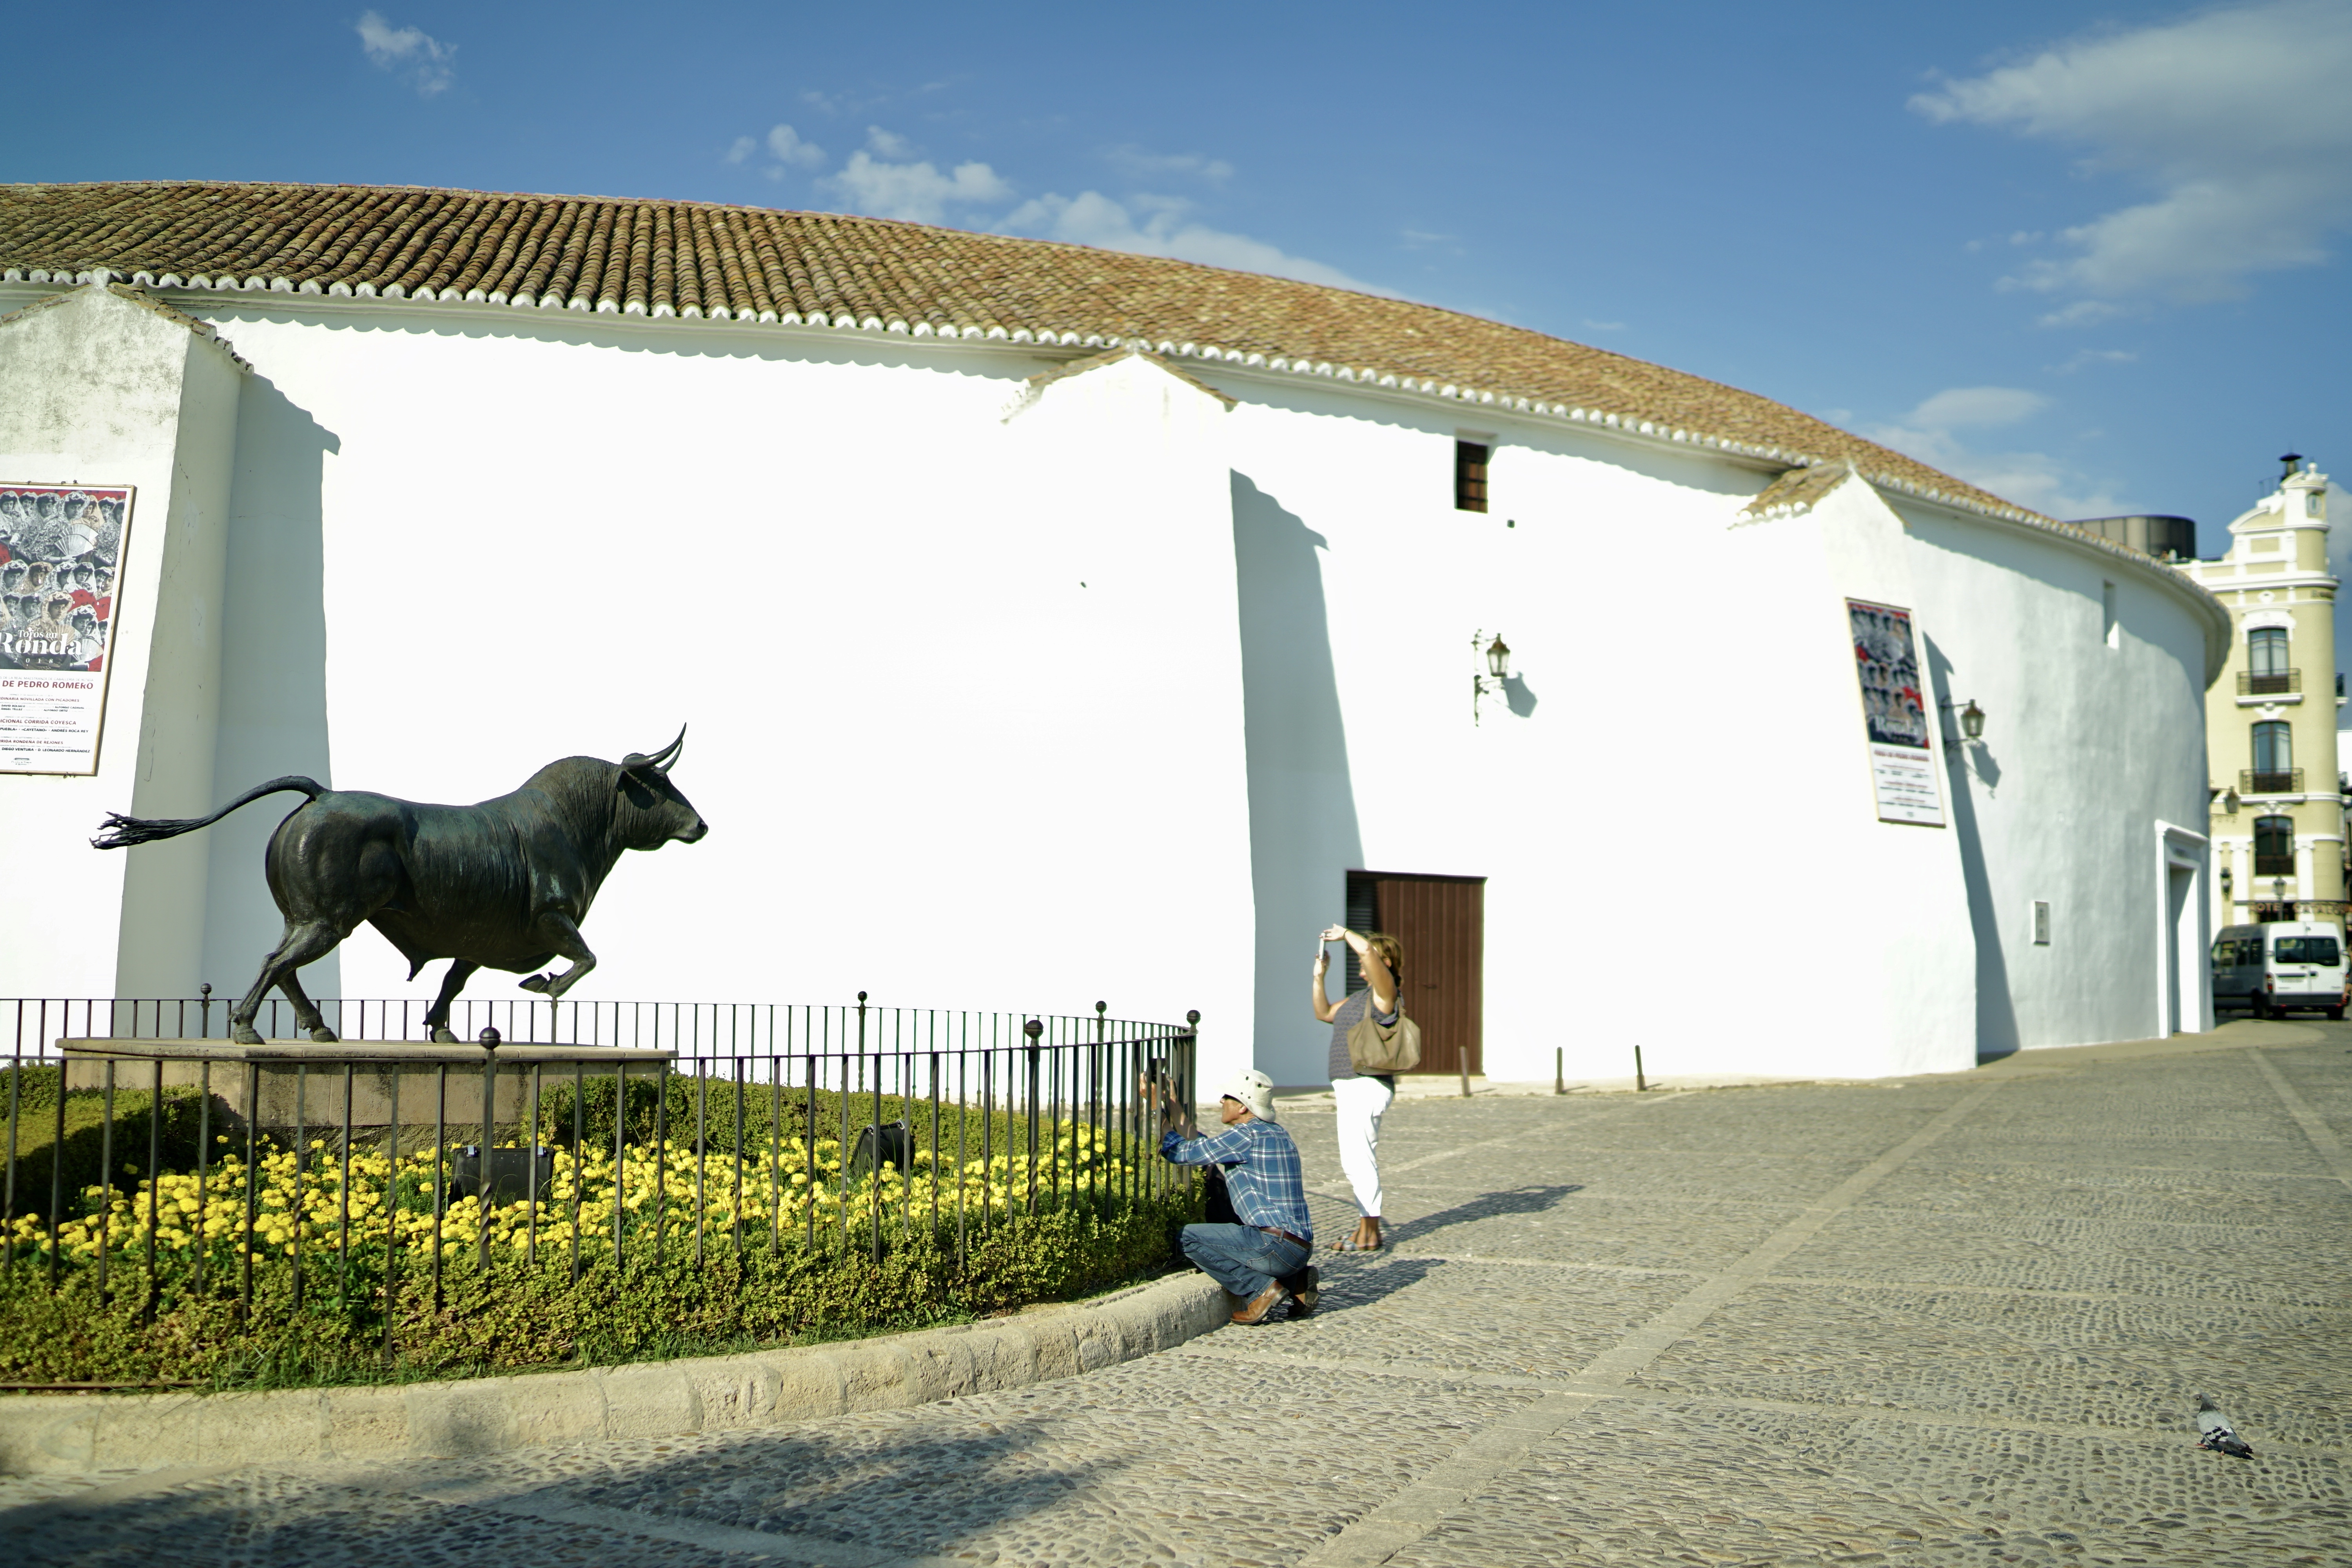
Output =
[{"x1": 1314, "y1": 924, "x2": 1402, "y2": 1252}]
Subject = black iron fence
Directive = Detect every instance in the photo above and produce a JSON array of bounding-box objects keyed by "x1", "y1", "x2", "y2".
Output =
[
  {"x1": 2239, "y1": 668, "x2": 2301, "y2": 696},
  {"x1": 2, "y1": 995, "x2": 1199, "y2": 1353},
  {"x1": 2243, "y1": 768, "x2": 2305, "y2": 795}
]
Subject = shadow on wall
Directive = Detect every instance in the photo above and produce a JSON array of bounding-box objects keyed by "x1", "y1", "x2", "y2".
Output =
[
  {"x1": 1232, "y1": 472, "x2": 1361, "y2": 1087},
  {"x1": 1503, "y1": 673, "x2": 1538, "y2": 717},
  {"x1": 1926, "y1": 634, "x2": 2018, "y2": 1061},
  {"x1": 200, "y1": 376, "x2": 339, "y2": 996}
]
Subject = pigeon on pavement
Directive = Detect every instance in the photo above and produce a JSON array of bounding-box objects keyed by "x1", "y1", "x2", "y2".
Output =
[{"x1": 2196, "y1": 1394, "x2": 2254, "y2": 1458}]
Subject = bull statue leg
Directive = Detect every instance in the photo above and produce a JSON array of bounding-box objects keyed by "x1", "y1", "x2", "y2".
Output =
[
  {"x1": 230, "y1": 917, "x2": 348, "y2": 1045},
  {"x1": 424, "y1": 959, "x2": 482, "y2": 1044},
  {"x1": 517, "y1": 913, "x2": 598, "y2": 1001}
]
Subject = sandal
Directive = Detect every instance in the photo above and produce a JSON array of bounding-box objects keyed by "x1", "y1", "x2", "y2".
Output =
[{"x1": 1330, "y1": 1236, "x2": 1383, "y2": 1252}]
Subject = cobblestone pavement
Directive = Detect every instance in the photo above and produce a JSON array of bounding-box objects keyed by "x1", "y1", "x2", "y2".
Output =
[{"x1": 7, "y1": 1031, "x2": 2348, "y2": 1566}]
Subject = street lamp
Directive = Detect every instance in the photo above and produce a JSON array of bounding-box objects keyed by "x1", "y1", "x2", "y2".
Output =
[
  {"x1": 1472, "y1": 630, "x2": 1513, "y2": 724},
  {"x1": 1940, "y1": 696, "x2": 1987, "y2": 746}
]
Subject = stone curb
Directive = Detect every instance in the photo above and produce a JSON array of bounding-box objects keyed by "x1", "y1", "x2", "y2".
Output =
[{"x1": 0, "y1": 1272, "x2": 1228, "y2": 1475}]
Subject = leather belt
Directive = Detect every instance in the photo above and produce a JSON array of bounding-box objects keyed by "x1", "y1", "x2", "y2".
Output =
[{"x1": 1259, "y1": 1227, "x2": 1309, "y2": 1248}]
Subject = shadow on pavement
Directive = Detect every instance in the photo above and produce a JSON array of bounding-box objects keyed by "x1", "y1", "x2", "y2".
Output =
[
  {"x1": 1, "y1": 1418, "x2": 1105, "y2": 1566},
  {"x1": 1314, "y1": 1252, "x2": 1442, "y2": 1310},
  {"x1": 1381, "y1": 1183, "x2": 1583, "y2": 1250}
]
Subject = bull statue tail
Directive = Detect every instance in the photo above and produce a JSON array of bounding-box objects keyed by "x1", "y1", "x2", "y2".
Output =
[{"x1": 91, "y1": 776, "x2": 327, "y2": 851}]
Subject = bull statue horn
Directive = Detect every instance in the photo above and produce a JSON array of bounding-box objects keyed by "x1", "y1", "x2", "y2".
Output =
[{"x1": 623, "y1": 726, "x2": 687, "y2": 774}]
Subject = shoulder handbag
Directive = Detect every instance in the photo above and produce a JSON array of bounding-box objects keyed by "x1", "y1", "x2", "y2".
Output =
[{"x1": 1347, "y1": 993, "x2": 1423, "y2": 1073}]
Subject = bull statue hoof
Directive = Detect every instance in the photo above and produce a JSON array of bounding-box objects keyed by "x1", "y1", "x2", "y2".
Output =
[
  {"x1": 309, "y1": 1026, "x2": 339, "y2": 1044},
  {"x1": 231, "y1": 1023, "x2": 264, "y2": 1045},
  {"x1": 430, "y1": 1027, "x2": 459, "y2": 1044},
  {"x1": 518, "y1": 973, "x2": 553, "y2": 995}
]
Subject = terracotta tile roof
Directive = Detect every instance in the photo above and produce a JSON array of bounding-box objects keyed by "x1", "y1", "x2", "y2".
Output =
[
  {"x1": 0, "y1": 180, "x2": 2036, "y2": 519},
  {"x1": 1740, "y1": 460, "x2": 1857, "y2": 521}
]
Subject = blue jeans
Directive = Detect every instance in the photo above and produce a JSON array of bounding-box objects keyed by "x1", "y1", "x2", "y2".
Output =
[{"x1": 1180, "y1": 1223, "x2": 1310, "y2": 1299}]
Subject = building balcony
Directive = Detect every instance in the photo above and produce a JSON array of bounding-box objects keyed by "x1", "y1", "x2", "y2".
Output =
[
  {"x1": 2243, "y1": 768, "x2": 2305, "y2": 795},
  {"x1": 2239, "y1": 668, "x2": 2300, "y2": 696},
  {"x1": 2255, "y1": 854, "x2": 2298, "y2": 876}
]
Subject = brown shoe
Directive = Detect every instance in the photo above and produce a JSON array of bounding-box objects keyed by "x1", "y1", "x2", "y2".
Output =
[{"x1": 1230, "y1": 1281, "x2": 1287, "y2": 1325}]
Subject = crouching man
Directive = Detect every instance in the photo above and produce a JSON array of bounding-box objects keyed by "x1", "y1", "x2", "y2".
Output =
[{"x1": 1156, "y1": 1068, "x2": 1319, "y2": 1324}]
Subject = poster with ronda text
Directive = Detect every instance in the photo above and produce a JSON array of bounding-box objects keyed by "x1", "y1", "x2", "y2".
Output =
[
  {"x1": 0, "y1": 484, "x2": 132, "y2": 776},
  {"x1": 1847, "y1": 596, "x2": 1945, "y2": 828}
]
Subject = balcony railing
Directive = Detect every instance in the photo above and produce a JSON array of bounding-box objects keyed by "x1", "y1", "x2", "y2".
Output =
[
  {"x1": 2243, "y1": 768, "x2": 2305, "y2": 794},
  {"x1": 2254, "y1": 854, "x2": 2298, "y2": 876},
  {"x1": 2239, "y1": 668, "x2": 2301, "y2": 695}
]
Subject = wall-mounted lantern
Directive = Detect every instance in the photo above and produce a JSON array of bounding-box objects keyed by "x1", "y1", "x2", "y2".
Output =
[
  {"x1": 1939, "y1": 696, "x2": 1987, "y2": 747},
  {"x1": 1472, "y1": 630, "x2": 1512, "y2": 724}
]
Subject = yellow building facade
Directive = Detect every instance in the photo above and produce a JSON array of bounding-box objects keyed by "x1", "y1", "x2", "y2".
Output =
[{"x1": 2171, "y1": 463, "x2": 2341, "y2": 931}]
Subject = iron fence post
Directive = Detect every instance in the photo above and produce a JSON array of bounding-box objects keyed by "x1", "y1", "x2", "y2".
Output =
[
  {"x1": 478, "y1": 1027, "x2": 500, "y2": 1274},
  {"x1": 1024, "y1": 1018, "x2": 1042, "y2": 1219},
  {"x1": 97, "y1": 1061, "x2": 114, "y2": 1302},
  {"x1": 431, "y1": 1063, "x2": 446, "y2": 1310},
  {"x1": 145, "y1": 1058, "x2": 162, "y2": 1321},
  {"x1": 240, "y1": 1060, "x2": 260, "y2": 1321},
  {"x1": 290, "y1": 1062, "x2": 305, "y2": 1308}
]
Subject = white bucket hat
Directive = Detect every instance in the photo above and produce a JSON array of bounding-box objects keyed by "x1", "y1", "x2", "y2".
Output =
[{"x1": 1218, "y1": 1068, "x2": 1277, "y2": 1122}]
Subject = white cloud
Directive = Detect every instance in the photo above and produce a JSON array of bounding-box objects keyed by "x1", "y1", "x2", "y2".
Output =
[
  {"x1": 727, "y1": 123, "x2": 826, "y2": 180},
  {"x1": 1912, "y1": 0, "x2": 2352, "y2": 308},
  {"x1": 2050, "y1": 348, "x2": 2138, "y2": 374},
  {"x1": 1866, "y1": 386, "x2": 2120, "y2": 517},
  {"x1": 1904, "y1": 386, "x2": 2050, "y2": 428},
  {"x1": 825, "y1": 151, "x2": 1014, "y2": 223},
  {"x1": 356, "y1": 10, "x2": 454, "y2": 97},
  {"x1": 1000, "y1": 191, "x2": 1381, "y2": 292},
  {"x1": 767, "y1": 124, "x2": 825, "y2": 169},
  {"x1": 1102, "y1": 145, "x2": 1234, "y2": 185},
  {"x1": 864, "y1": 126, "x2": 919, "y2": 159}
]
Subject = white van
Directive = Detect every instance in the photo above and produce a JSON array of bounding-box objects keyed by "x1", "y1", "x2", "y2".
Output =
[{"x1": 2212, "y1": 922, "x2": 2349, "y2": 1019}]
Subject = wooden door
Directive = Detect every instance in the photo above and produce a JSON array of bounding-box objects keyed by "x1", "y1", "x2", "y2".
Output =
[{"x1": 1346, "y1": 870, "x2": 1485, "y2": 1075}]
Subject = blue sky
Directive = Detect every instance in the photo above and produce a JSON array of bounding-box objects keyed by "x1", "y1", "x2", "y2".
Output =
[{"x1": 7, "y1": 0, "x2": 2348, "y2": 551}]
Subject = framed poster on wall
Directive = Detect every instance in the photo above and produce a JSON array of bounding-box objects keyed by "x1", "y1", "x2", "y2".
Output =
[
  {"x1": 0, "y1": 484, "x2": 133, "y2": 776},
  {"x1": 1846, "y1": 596, "x2": 1945, "y2": 828}
]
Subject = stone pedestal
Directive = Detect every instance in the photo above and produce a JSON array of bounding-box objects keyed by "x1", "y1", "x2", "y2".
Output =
[{"x1": 56, "y1": 1039, "x2": 675, "y2": 1130}]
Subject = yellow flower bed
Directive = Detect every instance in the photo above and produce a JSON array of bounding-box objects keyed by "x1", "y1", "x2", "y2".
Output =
[{"x1": 9, "y1": 1123, "x2": 1144, "y2": 1273}]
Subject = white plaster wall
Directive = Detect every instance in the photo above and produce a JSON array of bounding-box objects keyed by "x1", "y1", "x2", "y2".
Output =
[
  {"x1": 1218, "y1": 388, "x2": 1983, "y2": 1086},
  {"x1": 0, "y1": 287, "x2": 242, "y2": 1002},
  {"x1": 1898, "y1": 502, "x2": 2216, "y2": 1047},
  {"x1": 171, "y1": 309, "x2": 1258, "y2": 1079},
  {"x1": 4, "y1": 290, "x2": 2219, "y2": 1081}
]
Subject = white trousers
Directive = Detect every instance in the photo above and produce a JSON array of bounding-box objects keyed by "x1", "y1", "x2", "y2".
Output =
[{"x1": 1332, "y1": 1073, "x2": 1396, "y2": 1218}]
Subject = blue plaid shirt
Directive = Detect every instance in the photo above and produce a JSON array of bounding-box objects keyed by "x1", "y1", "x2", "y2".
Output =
[{"x1": 1160, "y1": 1118, "x2": 1312, "y2": 1242}]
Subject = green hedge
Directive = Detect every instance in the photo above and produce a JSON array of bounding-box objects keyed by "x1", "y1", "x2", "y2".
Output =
[
  {"x1": 0, "y1": 1191, "x2": 1198, "y2": 1390},
  {"x1": 1, "y1": 1072, "x2": 210, "y2": 1225}
]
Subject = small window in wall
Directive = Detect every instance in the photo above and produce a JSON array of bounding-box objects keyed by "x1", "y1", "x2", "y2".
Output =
[
  {"x1": 2247, "y1": 627, "x2": 2290, "y2": 694},
  {"x1": 2254, "y1": 815, "x2": 2296, "y2": 876},
  {"x1": 2031, "y1": 901, "x2": 2051, "y2": 945},
  {"x1": 2102, "y1": 582, "x2": 2117, "y2": 648},
  {"x1": 1455, "y1": 440, "x2": 1490, "y2": 513}
]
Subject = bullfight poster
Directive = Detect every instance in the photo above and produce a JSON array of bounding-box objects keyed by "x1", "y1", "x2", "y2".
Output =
[
  {"x1": 0, "y1": 484, "x2": 132, "y2": 776},
  {"x1": 1847, "y1": 597, "x2": 1945, "y2": 828}
]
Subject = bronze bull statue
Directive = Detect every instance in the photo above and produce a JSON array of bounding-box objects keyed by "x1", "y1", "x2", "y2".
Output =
[{"x1": 93, "y1": 729, "x2": 707, "y2": 1045}]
